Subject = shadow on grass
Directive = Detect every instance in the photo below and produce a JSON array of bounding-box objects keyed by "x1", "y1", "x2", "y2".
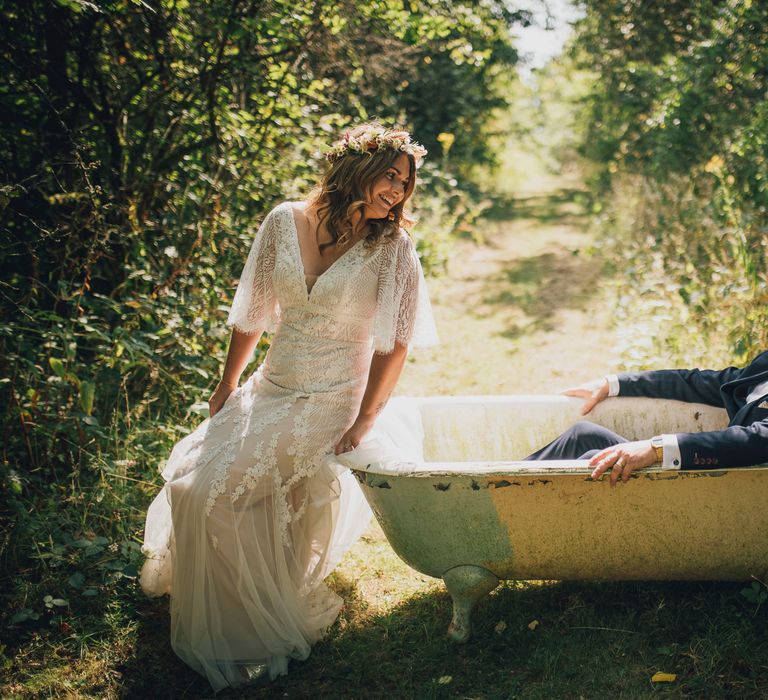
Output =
[
  {"x1": 481, "y1": 249, "x2": 609, "y2": 339},
  {"x1": 484, "y1": 189, "x2": 593, "y2": 226},
  {"x1": 469, "y1": 186, "x2": 612, "y2": 342},
  {"x1": 116, "y1": 595, "x2": 207, "y2": 699},
  {"x1": 117, "y1": 575, "x2": 768, "y2": 699}
]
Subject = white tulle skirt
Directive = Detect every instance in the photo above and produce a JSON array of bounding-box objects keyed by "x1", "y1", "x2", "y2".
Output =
[{"x1": 140, "y1": 371, "x2": 372, "y2": 691}]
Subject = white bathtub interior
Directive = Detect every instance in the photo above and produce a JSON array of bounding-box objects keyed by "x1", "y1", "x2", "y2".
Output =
[
  {"x1": 344, "y1": 395, "x2": 730, "y2": 473},
  {"x1": 416, "y1": 395, "x2": 729, "y2": 463}
]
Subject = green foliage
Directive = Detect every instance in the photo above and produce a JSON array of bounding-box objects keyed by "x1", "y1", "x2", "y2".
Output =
[
  {"x1": 389, "y1": 2, "x2": 527, "y2": 173},
  {"x1": 569, "y1": 0, "x2": 768, "y2": 362},
  {"x1": 0, "y1": 0, "x2": 524, "y2": 676}
]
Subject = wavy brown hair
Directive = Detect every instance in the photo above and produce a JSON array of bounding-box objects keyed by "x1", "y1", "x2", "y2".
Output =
[{"x1": 307, "y1": 125, "x2": 418, "y2": 249}]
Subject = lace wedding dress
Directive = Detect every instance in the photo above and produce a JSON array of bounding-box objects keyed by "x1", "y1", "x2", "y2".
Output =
[{"x1": 140, "y1": 201, "x2": 437, "y2": 690}]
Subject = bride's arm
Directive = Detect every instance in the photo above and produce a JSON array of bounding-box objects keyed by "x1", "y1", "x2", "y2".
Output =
[
  {"x1": 334, "y1": 342, "x2": 408, "y2": 454},
  {"x1": 209, "y1": 328, "x2": 264, "y2": 416}
]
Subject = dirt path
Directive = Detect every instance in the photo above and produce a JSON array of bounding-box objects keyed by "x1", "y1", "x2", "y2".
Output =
[{"x1": 398, "y1": 178, "x2": 622, "y2": 396}]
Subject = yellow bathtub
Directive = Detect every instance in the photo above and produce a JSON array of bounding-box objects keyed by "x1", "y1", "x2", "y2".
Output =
[{"x1": 341, "y1": 395, "x2": 768, "y2": 642}]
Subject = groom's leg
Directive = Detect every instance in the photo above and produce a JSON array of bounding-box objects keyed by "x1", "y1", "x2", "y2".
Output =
[{"x1": 525, "y1": 420, "x2": 627, "y2": 460}]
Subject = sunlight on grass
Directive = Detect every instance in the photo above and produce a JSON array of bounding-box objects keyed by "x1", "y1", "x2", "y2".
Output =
[{"x1": 332, "y1": 521, "x2": 442, "y2": 615}]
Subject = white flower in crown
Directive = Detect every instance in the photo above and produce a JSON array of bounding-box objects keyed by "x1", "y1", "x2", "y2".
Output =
[{"x1": 324, "y1": 126, "x2": 427, "y2": 167}]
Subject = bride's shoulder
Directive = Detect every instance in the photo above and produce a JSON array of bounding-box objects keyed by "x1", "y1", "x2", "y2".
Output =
[
  {"x1": 393, "y1": 227, "x2": 417, "y2": 253},
  {"x1": 265, "y1": 200, "x2": 301, "y2": 218},
  {"x1": 379, "y1": 228, "x2": 419, "y2": 272},
  {"x1": 381, "y1": 226, "x2": 413, "y2": 248},
  {"x1": 259, "y1": 200, "x2": 307, "y2": 232}
]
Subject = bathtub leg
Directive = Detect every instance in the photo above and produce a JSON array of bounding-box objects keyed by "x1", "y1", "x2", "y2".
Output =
[{"x1": 442, "y1": 565, "x2": 499, "y2": 643}]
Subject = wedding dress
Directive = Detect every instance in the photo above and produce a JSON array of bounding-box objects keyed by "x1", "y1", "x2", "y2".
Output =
[{"x1": 140, "y1": 201, "x2": 437, "y2": 690}]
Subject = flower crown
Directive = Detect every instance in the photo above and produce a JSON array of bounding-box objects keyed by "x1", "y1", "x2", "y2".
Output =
[{"x1": 324, "y1": 126, "x2": 427, "y2": 167}]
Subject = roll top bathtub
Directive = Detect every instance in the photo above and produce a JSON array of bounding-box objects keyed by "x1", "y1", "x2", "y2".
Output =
[{"x1": 339, "y1": 395, "x2": 768, "y2": 642}]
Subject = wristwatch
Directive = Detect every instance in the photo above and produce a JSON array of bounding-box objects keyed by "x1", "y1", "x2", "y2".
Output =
[{"x1": 650, "y1": 435, "x2": 664, "y2": 464}]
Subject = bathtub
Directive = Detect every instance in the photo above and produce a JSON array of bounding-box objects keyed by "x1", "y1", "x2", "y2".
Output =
[{"x1": 339, "y1": 395, "x2": 768, "y2": 642}]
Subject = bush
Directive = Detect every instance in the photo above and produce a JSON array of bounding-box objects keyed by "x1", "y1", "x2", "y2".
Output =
[{"x1": 568, "y1": 0, "x2": 768, "y2": 363}]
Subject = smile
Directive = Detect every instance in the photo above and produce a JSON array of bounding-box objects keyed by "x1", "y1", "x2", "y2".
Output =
[{"x1": 379, "y1": 194, "x2": 396, "y2": 207}]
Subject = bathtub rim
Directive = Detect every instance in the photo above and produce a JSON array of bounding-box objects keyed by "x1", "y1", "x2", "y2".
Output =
[
  {"x1": 391, "y1": 393, "x2": 730, "y2": 409},
  {"x1": 348, "y1": 460, "x2": 768, "y2": 478}
]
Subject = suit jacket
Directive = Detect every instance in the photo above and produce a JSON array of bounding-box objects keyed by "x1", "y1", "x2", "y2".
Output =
[{"x1": 617, "y1": 351, "x2": 768, "y2": 469}]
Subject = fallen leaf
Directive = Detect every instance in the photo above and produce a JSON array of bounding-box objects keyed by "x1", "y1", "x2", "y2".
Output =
[
  {"x1": 651, "y1": 672, "x2": 677, "y2": 683},
  {"x1": 494, "y1": 620, "x2": 507, "y2": 634},
  {"x1": 437, "y1": 676, "x2": 452, "y2": 685},
  {"x1": 528, "y1": 619, "x2": 539, "y2": 631}
]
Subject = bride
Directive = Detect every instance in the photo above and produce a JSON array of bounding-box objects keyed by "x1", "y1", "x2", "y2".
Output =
[{"x1": 140, "y1": 123, "x2": 438, "y2": 690}]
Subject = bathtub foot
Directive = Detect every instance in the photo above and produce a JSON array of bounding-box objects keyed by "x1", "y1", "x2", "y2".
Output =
[{"x1": 443, "y1": 565, "x2": 499, "y2": 643}]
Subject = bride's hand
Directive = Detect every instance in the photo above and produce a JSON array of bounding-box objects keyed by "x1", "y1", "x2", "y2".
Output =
[
  {"x1": 562, "y1": 377, "x2": 609, "y2": 415},
  {"x1": 208, "y1": 380, "x2": 237, "y2": 417},
  {"x1": 334, "y1": 415, "x2": 376, "y2": 455}
]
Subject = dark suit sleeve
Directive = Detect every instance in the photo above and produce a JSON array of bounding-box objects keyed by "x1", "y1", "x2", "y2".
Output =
[
  {"x1": 617, "y1": 367, "x2": 741, "y2": 407},
  {"x1": 677, "y1": 417, "x2": 768, "y2": 469}
]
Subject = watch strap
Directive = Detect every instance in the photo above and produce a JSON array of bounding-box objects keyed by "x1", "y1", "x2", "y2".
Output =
[{"x1": 651, "y1": 435, "x2": 664, "y2": 463}]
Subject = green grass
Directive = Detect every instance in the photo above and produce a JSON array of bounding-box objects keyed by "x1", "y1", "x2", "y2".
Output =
[{"x1": 3, "y1": 535, "x2": 768, "y2": 700}]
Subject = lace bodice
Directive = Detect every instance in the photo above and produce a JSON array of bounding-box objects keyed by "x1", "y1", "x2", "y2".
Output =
[{"x1": 227, "y1": 201, "x2": 438, "y2": 394}]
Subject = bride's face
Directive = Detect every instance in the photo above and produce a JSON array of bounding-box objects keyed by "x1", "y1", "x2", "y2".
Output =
[{"x1": 363, "y1": 153, "x2": 411, "y2": 220}]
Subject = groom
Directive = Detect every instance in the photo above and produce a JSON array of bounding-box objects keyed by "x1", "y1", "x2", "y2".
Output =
[{"x1": 526, "y1": 351, "x2": 768, "y2": 485}]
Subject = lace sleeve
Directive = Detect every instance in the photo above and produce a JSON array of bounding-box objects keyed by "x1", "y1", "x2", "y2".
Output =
[
  {"x1": 226, "y1": 207, "x2": 279, "y2": 335},
  {"x1": 373, "y1": 232, "x2": 439, "y2": 354}
]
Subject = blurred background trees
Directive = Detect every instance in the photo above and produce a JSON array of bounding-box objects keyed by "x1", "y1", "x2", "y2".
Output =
[{"x1": 566, "y1": 0, "x2": 768, "y2": 364}]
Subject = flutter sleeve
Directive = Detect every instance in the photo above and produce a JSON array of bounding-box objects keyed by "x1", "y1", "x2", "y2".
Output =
[
  {"x1": 373, "y1": 232, "x2": 439, "y2": 354},
  {"x1": 226, "y1": 206, "x2": 279, "y2": 335}
]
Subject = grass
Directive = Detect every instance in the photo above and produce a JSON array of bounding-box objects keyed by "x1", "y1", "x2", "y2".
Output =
[
  {"x1": 259, "y1": 576, "x2": 768, "y2": 699},
  {"x1": 4, "y1": 540, "x2": 768, "y2": 699},
  {"x1": 3, "y1": 175, "x2": 768, "y2": 699}
]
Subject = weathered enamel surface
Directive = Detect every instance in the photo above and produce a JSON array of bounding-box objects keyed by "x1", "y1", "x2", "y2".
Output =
[
  {"x1": 346, "y1": 395, "x2": 768, "y2": 642},
  {"x1": 357, "y1": 465, "x2": 768, "y2": 581}
]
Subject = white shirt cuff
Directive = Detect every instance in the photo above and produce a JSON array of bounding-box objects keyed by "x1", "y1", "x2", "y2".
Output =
[
  {"x1": 660, "y1": 434, "x2": 682, "y2": 470},
  {"x1": 606, "y1": 374, "x2": 620, "y2": 397}
]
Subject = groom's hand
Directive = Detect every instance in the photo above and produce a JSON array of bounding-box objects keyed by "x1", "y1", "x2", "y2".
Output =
[
  {"x1": 589, "y1": 440, "x2": 657, "y2": 486},
  {"x1": 562, "y1": 377, "x2": 609, "y2": 415}
]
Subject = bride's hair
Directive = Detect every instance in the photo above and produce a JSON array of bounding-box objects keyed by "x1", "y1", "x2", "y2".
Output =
[{"x1": 307, "y1": 123, "x2": 419, "y2": 249}]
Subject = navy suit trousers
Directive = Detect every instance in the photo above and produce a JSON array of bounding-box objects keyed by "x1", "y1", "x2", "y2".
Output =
[{"x1": 525, "y1": 421, "x2": 628, "y2": 460}]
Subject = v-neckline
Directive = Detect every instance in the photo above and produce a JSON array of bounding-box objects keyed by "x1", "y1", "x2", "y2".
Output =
[{"x1": 288, "y1": 204, "x2": 364, "y2": 298}]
